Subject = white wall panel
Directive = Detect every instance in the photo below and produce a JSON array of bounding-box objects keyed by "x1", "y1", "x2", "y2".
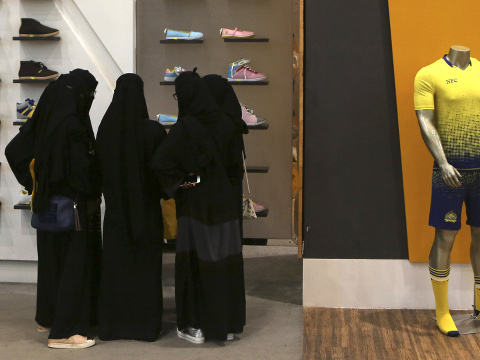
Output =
[
  {"x1": 0, "y1": 0, "x2": 134, "y2": 264},
  {"x1": 304, "y1": 259, "x2": 474, "y2": 310}
]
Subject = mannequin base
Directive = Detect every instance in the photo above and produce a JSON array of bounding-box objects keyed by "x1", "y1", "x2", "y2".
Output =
[{"x1": 432, "y1": 313, "x2": 480, "y2": 335}]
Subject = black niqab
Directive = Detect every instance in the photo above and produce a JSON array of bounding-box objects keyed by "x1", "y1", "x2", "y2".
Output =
[
  {"x1": 96, "y1": 73, "x2": 150, "y2": 246},
  {"x1": 152, "y1": 70, "x2": 238, "y2": 197},
  {"x1": 5, "y1": 69, "x2": 98, "y2": 213},
  {"x1": 201, "y1": 74, "x2": 248, "y2": 136}
]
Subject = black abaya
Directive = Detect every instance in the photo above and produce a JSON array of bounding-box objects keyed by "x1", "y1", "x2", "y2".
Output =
[
  {"x1": 151, "y1": 70, "x2": 246, "y2": 341},
  {"x1": 202, "y1": 74, "x2": 248, "y2": 237},
  {"x1": 5, "y1": 69, "x2": 101, "y2": 340},
  {"x1": 96, "y1": 74, "x2": 167, "y2": 341}
]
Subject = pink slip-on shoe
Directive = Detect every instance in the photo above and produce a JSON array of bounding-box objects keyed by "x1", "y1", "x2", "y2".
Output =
[{"x1": 220, "y1": 28, "x2": 255, "y2": 38}]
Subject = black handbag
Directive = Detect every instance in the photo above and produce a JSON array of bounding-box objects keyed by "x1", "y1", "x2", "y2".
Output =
[{"x1": 31, "y1": 195, "x2": 81, "y2": 232}]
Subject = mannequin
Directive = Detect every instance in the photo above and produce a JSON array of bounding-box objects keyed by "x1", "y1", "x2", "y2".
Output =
[{"x1": 415, "y1": 45, "x2": 480, "y2": 337}]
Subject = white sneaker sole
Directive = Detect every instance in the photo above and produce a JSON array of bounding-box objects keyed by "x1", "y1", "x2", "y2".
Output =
[
  {"x1": 177, "y1": 329, "x2": 205, "y2": 344},
  {"x1": 20, "y1": 31, "x2": 59, "y2": 37},
  {"x1": 227, "y1": 76, "x2": 267, "y2": 82},
  {"x1": 48, "y1": 339, "x2": 95, "y2": 349},
  {"x1": 19, "y1": 74, "x2": 59, "y2": 80},
  {"x1": 246, "y1": 119, "x2": 267, "y2": 126}
]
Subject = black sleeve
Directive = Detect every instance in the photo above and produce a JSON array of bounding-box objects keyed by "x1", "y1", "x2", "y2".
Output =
[
  {"x1": 4, "y1": 128, "x2": 35, "y2": 192},
  {"x1": 66, "y1": 132, "x2": 97, "y2": 196},
  {"x1": 142, "y1": 119, "x2": 169, "y2": 198}
]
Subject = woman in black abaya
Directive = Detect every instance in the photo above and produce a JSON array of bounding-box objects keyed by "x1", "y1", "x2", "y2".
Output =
[
  {"x1": 151, "y1": 70, "x2": 246, "y2": 343},
  {"x1": 5, "y1": 69, "x2": 101, "y2": 349},
  {"x1": 96, "y1": 73, "x2": 167, "y2": 342},
  {"x1": 201, "y1": 74, "x2": 248, "y2": 236}
]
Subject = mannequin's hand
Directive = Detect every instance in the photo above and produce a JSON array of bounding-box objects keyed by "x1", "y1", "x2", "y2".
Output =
[{"x1": 439, "y1": 164, "x2": 462, "y2": 187}]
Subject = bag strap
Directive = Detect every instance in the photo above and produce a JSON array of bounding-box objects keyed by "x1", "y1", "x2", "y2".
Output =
[{"x1": 243, "y1": 151, "x2": 252, "y2": 197}]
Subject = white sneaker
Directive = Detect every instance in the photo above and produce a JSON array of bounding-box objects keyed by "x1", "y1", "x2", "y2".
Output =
[
  {"x1": 177, "y1": 326, "x2": 205, "y2": 344},
  {"x1": 19, "y1": 188, "x2": 31, "y2": 205}
]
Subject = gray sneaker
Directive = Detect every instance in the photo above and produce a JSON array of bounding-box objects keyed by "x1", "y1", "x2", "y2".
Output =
[{"x1": 177, "y1": 327, "x2": 205, "y2": 344}]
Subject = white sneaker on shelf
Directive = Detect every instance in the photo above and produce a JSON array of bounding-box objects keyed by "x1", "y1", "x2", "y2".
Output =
[{"x1": 19, "y1": 188, "x2": 31, "y2": 205}]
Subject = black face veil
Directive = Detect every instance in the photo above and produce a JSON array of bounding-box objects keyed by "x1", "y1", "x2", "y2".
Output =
[{"x1": 5, "y1": 69, "x2": 98, "y2": 213}]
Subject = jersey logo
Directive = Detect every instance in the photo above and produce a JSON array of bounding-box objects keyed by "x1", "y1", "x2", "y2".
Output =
[
  {"x1": 446, "y1": 78, "x2": 457, "y2": 84},
  {"x1": 445, "y1": 211, "x2": 458, "y2": 223}
]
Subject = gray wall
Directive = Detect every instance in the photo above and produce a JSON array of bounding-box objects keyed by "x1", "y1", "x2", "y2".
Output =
[
  {"x1": 136, "y1": 0, "x2": 293, "y2": 239},
  {"x1": 303, "y1": 0, "x2": 409, "y2": 259}
]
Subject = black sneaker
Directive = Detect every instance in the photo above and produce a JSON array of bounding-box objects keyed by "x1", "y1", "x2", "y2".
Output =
[
  {"x1": 18, "y1": 61, "x2": 59, "y2": 80},
  {"x1": 19, "y1": 18, "x2": 59, "y2": 37}
]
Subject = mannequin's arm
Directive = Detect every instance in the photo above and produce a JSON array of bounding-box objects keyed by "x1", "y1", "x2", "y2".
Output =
[{"x1": 416, "y1": 109, "x2": 461, "y2": 187}]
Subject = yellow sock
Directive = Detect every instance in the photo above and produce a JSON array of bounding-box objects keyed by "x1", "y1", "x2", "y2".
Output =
[
  {"x1": 474, "y1": 276, "x2": 480, "y2": 317},
  {"x1": 429, "y1": 266, "x2": 459, "y2": 337}
]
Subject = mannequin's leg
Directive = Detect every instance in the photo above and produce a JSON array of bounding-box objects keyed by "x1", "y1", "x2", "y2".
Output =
[
  {"x1": 470, "y1": 226, "x2": 480, "y2": 316},
  {"x1": 429, "y1": 228, "x2": 459, "y2": 337}
]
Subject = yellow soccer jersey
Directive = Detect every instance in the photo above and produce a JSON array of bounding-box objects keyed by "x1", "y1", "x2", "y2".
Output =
[{"x1": 414, "y1": 56, "x2": 480, "y2": 169}]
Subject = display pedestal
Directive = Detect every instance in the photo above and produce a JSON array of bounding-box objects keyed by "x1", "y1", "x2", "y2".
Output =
[{"x1": 432, "y1": 313, "x2": 480, "y2": 335}]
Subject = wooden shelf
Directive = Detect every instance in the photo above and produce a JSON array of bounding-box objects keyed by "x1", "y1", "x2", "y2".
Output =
[
  {"x1": 160, "y1": 39, "x2": 203, "y2": 44},
  {"x1": 14, "y1": 203, "x2": 31, "y2": 210},
  {"x1": 224, "y1": 38, "x2": 269, "y2": 42},
  {"x1": 160, "y1": 81, "x2": 175, "y2": 85},
  {"x1": 14, "y1": 121, "x2": 27, "y2": 126},
  {"x1": 14, "y1": 78, "x2": 58, "y2": 83},
  {"x1": 13, "y1": 36, "x2": 60, "y2": 41},
  {"x1": 246, "y1": 166, "x2": 269, "y2": 173},
  {"x1": 228, "y1": 81, "x2": 269, "y2": 85}
]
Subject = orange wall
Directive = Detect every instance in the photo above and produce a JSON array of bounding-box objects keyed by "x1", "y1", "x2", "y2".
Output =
[{"x1": 388, "y1": 0, "x2": 480, "y2": 262}]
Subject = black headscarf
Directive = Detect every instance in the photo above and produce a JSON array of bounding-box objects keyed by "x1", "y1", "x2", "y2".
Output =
[
  {"x1": 201, "y1": 74, "x2": 248, "y2": 136},
  {"x1": 5, "y1": 69, "x2": 98, "y2": 213},
  {"x1": 152, "y1": 70, "x2": 238, "y2": 198},
  {"x1": 201, "y1": 74, "x2": 247, "y2": 182},
  {"x1": 96, "y1": 73, "x2": 150, "y2": 246}
]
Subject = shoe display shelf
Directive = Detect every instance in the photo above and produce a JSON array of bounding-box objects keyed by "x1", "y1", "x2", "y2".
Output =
[
  {"x1": 229, "y1": 81, "x2": 269, "y2": 85},
  {"x1": 255, "y1": 209, "x2": 268, "y2": 217},
  {"x1": 160, "y1": 122, "x2": 269, "y2": 130},
  {"x1": 246, "y1": 166, "x2": 269, "y2": 173},
  {"x1": 13, "y1": 78, "x2": 57, "y2": 83},
  {"x1": 14, "y1": 203, "x2": 30, "y2": 210},
  {"x1": 160, "y1": 81, "x2": 269, "y2": 85},
  {"x1": 13, "y1": 36, "x2": 60, "y2": 41},
  {"x1": 160, "y1": 39, "x2": 203, "y2": 44},
  {"x1": 224, "y1": 38, "x2": 269, "y2": 42}
]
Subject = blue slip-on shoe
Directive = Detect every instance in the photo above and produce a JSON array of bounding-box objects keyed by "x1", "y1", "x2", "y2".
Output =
[
  {"x1": 164, "y1": 28, "x2": 203, "y2": 40},
  {"x1": 157, "y1": 114, "x2": 178, "y2": 123}
]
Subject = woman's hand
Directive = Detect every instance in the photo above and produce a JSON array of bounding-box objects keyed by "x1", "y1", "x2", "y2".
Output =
[{"x1": 180, "y1": 173, "x2": 197, "y2": 189}]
